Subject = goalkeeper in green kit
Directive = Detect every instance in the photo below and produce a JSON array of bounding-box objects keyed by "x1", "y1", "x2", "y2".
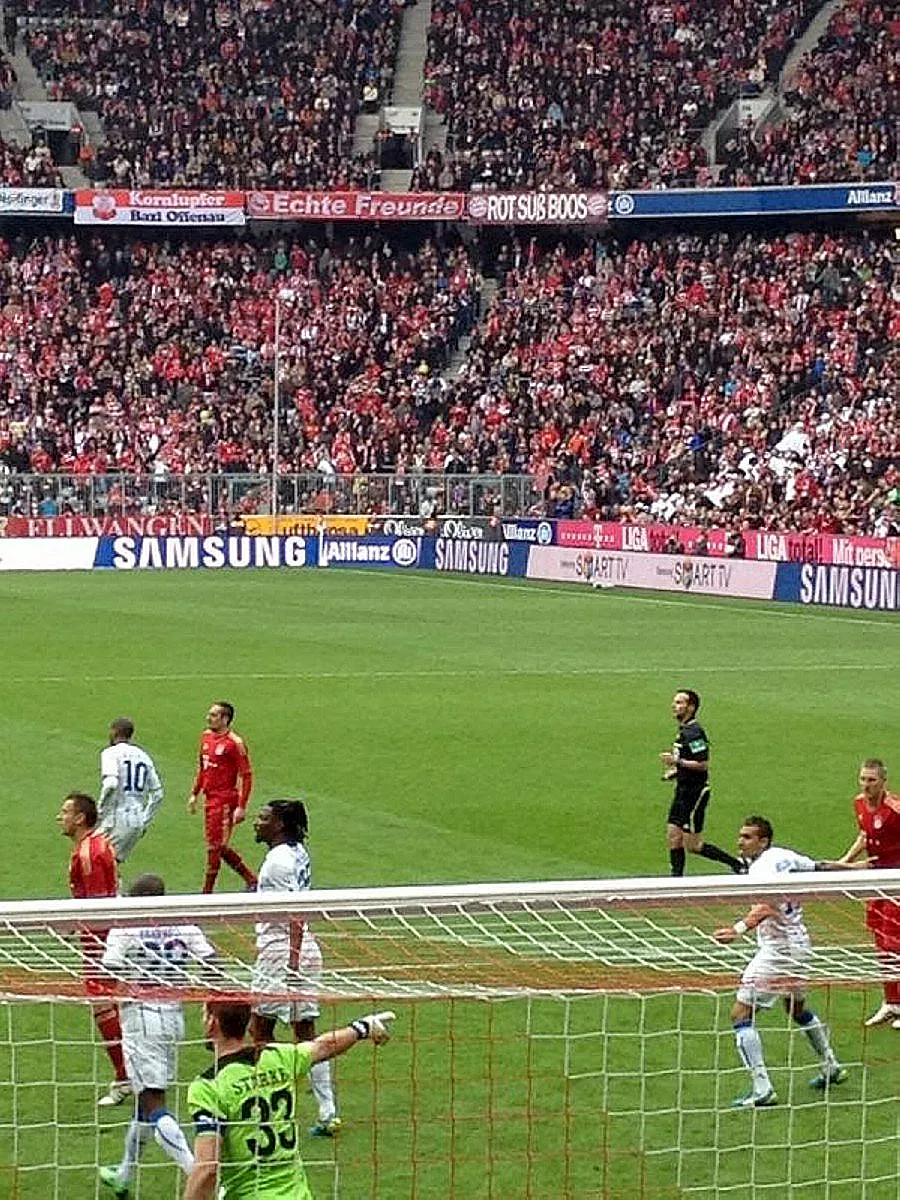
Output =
[{"x1": 185, "y1": 1001, "x2": 395, "y2": 1200}]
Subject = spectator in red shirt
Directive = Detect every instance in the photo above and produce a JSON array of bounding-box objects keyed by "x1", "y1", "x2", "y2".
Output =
[
  {"x1": 188, "y1": 701, "x2": 258, "y2": 894},
  {"x1": 57, "y1": 791, "x2": 130, "y2": 1106}
]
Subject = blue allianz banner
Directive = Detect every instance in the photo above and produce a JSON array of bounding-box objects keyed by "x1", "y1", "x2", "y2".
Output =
[
  {"x1": 775, "y1": 562, "x2": 900, "y2": 612},
  {"x1": 319, "y1": 534, "x2": 424, "y2": 569},
  {"x1": 94, "y1": 534, "x2": 315, "y2": 569},
  {"x1": 610, "y1": 182, "x2": 899, "y2": 220}
]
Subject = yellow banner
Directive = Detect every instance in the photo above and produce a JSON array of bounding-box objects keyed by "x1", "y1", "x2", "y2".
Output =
[{"x1": 238, "y1": 513, "x2": 371, "y2": 537}]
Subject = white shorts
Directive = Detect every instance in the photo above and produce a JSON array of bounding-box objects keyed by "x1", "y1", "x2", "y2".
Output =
[
  {"x1": 736, "y1": 942, "x2": 811, "y2": 1009},
  {"x1": 120, "y1": 1002, "x2": 184, "y2": 1092},
  {"x1": 253, "y1": 934, "x2": 323, "y2": 1024},
  {"x1": 100, "y1": 806, "x2": 145, "y2": 864}
]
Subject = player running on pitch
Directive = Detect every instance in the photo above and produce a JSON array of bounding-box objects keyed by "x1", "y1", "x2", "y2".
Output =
[
  {"x1": 187, "y1": 702, "x2": 257, "y2": 893},
  {"x1": 249, "y1": 800, "x2": 340, "y2": 1136},
  {"x1": 100, "y1": 873, "x2": 216, "y2": 1198},
  {"x1": 714, "y1": 816, "x2": 853, "y2": 1108},
  {"x1": 99, "y1": 717, "x2": 164, "y2": 864}
]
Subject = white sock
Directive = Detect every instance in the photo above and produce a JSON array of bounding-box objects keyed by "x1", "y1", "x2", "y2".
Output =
[
  {"x1": 800, "y1": 1013, "x2": 838, "y2": 1068},
  {"x1": 734, "y1": 1023, "x2": 772, "y2": 1095},
  {"x1": 117, "y1": 1119, "x2": 152, "y2": 1184},
  {"x1": 152, "y1": 1111, "x2": 195, "y2": 1174},
  {"x1": 309, "y1": 1059, "x2": 337, "y2": 1121}
]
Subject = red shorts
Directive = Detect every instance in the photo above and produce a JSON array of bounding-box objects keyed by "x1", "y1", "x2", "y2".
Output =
[
  {"x1": 204, "y1": 799, "x2": 237, "y2": 848},
  {"x1": 80, "y1": 928, "x2": 111, "y2": 998},
  {"x1": 866, "y1": 898, "x2": 900, "y2": 952}
]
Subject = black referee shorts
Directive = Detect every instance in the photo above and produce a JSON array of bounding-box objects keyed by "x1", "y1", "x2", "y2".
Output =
[{"x1": 668, "y1": 785, "x2": 710, "y2": 834}]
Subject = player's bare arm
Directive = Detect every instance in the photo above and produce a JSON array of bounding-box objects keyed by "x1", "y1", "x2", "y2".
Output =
[
  {"x1": 839, "y1": 832, "x2": 869, "y2": 863},
  {"x1": 714, "y1": 901, "x2": 777, "y2": 942},
  {"x1": 183, "y1": 1135, "x2": 219, "y2": 1200},
  {"x1": 306, "y1": 1012, "x2": 396, "y2": 1064}
]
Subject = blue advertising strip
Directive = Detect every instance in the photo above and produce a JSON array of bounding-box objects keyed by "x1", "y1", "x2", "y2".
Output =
[
  {"x1": 609, "y1": 182, "x2": 899, "y2": 220},
  {"x1": 319, "y1": 534, "x2": 423, "y2": 569},
  {"x1": 775, "y1": 562, "x2": 900, "y2": 612},
  {"x1": 94, "y1": 534, "x2": 316, "y2": 569},
  {"x1": 427, "y1": 537, "x2": 530, "y2": 578}
]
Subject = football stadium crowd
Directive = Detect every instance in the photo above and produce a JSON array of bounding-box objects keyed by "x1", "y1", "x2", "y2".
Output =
[
  {"x1": 14, "y1": 0, "x2": 403, "y2": 188},
  {"x1": 0, "y1": 228, "x2": 896, "y2": 537}
]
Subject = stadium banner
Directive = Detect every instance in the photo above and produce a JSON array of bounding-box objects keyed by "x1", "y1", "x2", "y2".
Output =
[
  {"x1": 556, "y1": 520, "x2": 729, "y2": 555},
  {"x1": 466, "y1": 191, "x2": 608, "y2": 225},
  {"x1": 774, "y1": 563, "x2": 900, "y2": 613},
  {"x1": 428, "y1": 536, "x2": 530, "y2": 578},
  {"x1": 238, "y1": 513, "x2": 370, "y2": 536},
  {"x1": 318, "y1": 534, "x2": 423, "y2": 569},
  {"x1": 94, "y1": 535, "x2": 314, "y2": 569},
  {"x1": 0, "y1": 537, "x2": 100, "y2": 571},
  {"x1": 74, "y1": 190, "x2": 246, "y2": 226},
  {"x1": 1, "y1": 514, "x2": 216, "y2": 537},
  {"x1": 526, "y1": 545, "x2": 778, "y2": 598},
  {"x1": 0, "y1": 187, "x2": 65, "y2": 215},
  {"x1": 247, "y1": 191, "x2": 466, "y2": 222},
  {"x1": 745, "y1": 530, "x2": 899, "y2": 568},
  {"x1": 609, "y1": 181, "x2": 899, "y2": 220}
]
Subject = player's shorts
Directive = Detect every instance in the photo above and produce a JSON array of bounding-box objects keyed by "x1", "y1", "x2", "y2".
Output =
[
  {"x1": 100, "y1": 805, "x2": 145, "y2": 864},
  {"x1": 204, "y1": 800, "x2": 235, "y2": 848},
  {"x1": 866, "y1": 898, "x2": 900, "y2": 950},
  {"x1": 736, "y1": 942, "x2": 811, "y2": 1009},
  {"x1": 667, "y1": 785, "x2": 710, "y2": 834},
  {"x1": 253, "y1": 934, "x2": 323, "y2": 1024},
  {"x1": 119, "y1": 1001, "x2": 184, "y2": 1092}
]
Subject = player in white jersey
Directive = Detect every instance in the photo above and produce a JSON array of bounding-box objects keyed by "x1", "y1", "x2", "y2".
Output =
[
  {"x1": 98, "y1": 717, "x2": 164, "y2": 863},
  {"x1": 99, "y1": 874, "x2": 215, "y2": 1199},
  {"x1": 714, "y1": 816, "x2": 850, "y2": 1108},
  {"x1": 249, "y1": 799, "x2": 340, "y2": 1137}
]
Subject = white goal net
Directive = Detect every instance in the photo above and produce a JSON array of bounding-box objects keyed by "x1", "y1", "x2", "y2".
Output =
[{"x1": 1, "y1": 870, "x2": 899, "y2": 1199}]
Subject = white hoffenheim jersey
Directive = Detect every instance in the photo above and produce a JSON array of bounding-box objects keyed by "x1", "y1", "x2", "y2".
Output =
[
  {"x1": 102, "y1": 923, "x2": 215, "y2": 1002},
  {"x1": 255, "y1": 841, "x2": 311, "y2": 963},
  {"x1": 746, "y1": 845, "x2": 816, "y2": 948},
  {"x1": 99, "y1": 742, "x2": 164, "y2": 823}
]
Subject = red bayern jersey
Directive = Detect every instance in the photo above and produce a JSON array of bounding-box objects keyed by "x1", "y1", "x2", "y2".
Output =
[
  {"x1": 69, "y1": 830, "x2": 118, "y2": 900},
  {"x1": 193, "y1": 728, "x2": 253, "y2": 808},
  {"x1": 854, "y1": 791, "x2": 900, "y2": 868}
]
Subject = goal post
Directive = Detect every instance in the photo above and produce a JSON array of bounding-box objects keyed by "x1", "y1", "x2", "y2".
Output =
[{"x1": 1, "y1": 871, "x2": 899, "y2": 1199}]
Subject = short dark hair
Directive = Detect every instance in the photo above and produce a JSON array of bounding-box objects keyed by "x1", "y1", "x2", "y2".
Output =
[
  {"x1": 129, "y1": 873, "x2": 165, "y2": 897},
  {"x1": 678, "y1": 689, "x2": 701, "y2": 714},
  {"x1": 216, "y1": 701, "x2": 235, "y2": 725},
  {"x1": 743, "y1": 815, "x2": 773, "y2": 846},
  {"x1": 861, "y1": 758, "x2": 887, "y2": 779},
  {"x1": 269, "y1": 799, "x2": 309, "y2": 843},
  {"x1": 110, "y1": 717, "x2": 134, "y2": 740},
  {"x1": 207, "y1": 1001, "x2": 251, "y2": 1039},
  {"x1": 66, "y1": 792, "x2": 97, "y2": 828}
]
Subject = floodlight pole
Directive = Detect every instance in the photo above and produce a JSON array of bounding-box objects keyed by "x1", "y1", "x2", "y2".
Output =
[{"x1": 271, "y1": 294, "x2": 281, "y2": 517}]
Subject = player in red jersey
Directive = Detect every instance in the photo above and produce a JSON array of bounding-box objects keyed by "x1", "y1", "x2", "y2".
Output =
[
  {"x1": 58, "y1": 791, "x2": 131, "y2": 1106},
  {"x1": 838, "y1": 758, "x2": 900, "y2": 1029},
  {"x1": 187, "y1": 701, "x2": 258, "y2": 893}
]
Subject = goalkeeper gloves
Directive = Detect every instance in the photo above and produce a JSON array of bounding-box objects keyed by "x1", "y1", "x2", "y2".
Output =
[{"x1": 351, "y1": 1011, "x2": 396, "y2": 1044}]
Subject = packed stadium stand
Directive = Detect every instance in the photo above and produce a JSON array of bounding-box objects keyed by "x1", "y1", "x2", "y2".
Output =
[
  {"x1": 0, "y1": 227, "x2": 895, "y2": 536},
  {"x1": 720, "y1": 0, "x2": 899, "y2": 185},
  {"x1": 415, "y1": 0, "x2": 824, "y2": 191},
  {"x1": 13, "y1": 0, "x2": 404, "y2": 188}
]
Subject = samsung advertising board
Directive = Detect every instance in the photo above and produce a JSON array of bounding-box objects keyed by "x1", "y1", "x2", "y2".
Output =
[
  {"x1": 95, "y1": 536, "x2": 313, "y2": 570},
  {"x1": 775, "y1": 563, "x2": 900, "y2": 613},
  {"x1": 526, "y1": 546, "x2": 778, "y2": 598}
]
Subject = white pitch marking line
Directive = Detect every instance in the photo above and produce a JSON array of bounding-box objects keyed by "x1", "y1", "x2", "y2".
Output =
[{"x1": 5, "y1": 663, "x2": 895, "y2": 685}]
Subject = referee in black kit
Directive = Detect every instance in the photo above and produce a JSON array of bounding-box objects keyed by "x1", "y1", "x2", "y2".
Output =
[{"x1": 660, "y1": 689, "x2": 744, "y2": 877}]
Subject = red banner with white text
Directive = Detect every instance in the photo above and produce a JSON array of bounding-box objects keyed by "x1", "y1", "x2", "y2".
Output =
[
  {"x1": 74, "y1": 190, "x2": 246, "y2": 226},
  {"x1": 466, "y1": 191, "x2": 608, "y2": 225},
  {"x1": 0, "y1": 515, "x2": 216, "y2": 538},
  {"x1": 247, "y1": 190, "x2": 467, "y2": 221}
]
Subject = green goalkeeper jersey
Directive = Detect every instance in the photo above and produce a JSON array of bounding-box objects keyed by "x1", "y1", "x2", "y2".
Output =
[{"x1": 188, "y1": 1042, "x2": 315, "y2": 1200}]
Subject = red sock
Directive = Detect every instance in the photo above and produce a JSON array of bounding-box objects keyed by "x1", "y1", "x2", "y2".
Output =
[
  {"x1": 93, "y1": 1006, "x2": 127, "y2": 1082},
  {"x1": 222, "y1": 845, "x2": 258, "y2": 887},
  {"x1": 885, "y1": 980, "x2": 900, "y2": 1005},
  {"x1": 203, "y1": 847, "x2": 222, "y2": 894}
]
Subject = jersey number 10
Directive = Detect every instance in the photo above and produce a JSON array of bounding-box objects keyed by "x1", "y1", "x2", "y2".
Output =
[{"x1": 124, "y1": 761, "x2": 149, "y2": 793}]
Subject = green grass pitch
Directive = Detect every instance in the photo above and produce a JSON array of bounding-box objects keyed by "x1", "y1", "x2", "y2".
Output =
[{"x1": 0, "y1": 569, "x2": 897, "y2": 1199}]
